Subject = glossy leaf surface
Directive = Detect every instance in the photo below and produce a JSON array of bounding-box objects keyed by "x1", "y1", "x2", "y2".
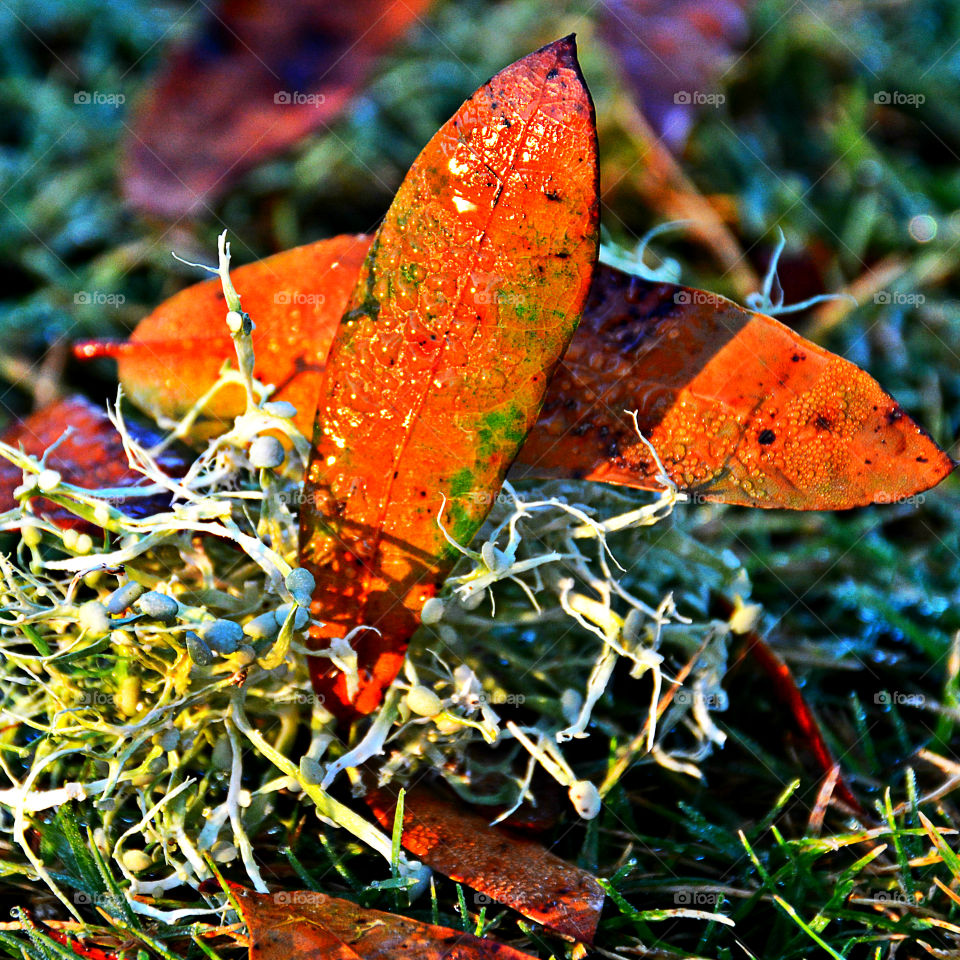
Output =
[
  {"x1": 91, "y1": 237, "x2": 953, "y2": 511},
  {"x1": 521, "y1": 268, "x2": 954, "y2": 508},
  {"x1": 298, "y1": 36, "x2": 599, "y2": 718},
  {"x1": 367, "y1": 787, "x2": 604, "y2": 943}
]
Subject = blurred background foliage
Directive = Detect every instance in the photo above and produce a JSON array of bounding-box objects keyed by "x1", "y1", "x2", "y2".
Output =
[{"x1": 2, "y1": 0, "x2": 960, "y2": 953}]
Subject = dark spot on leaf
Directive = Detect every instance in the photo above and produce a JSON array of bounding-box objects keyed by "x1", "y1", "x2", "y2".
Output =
[
  {"x1": 758, "y1": 429, "x2": 776, "y2": 445},
  {"x1": 815, "y1": 415, "x2": 831, "y2": 431},
  {"x1": 887, "y1": 407, "x2": 903, "y2": 424}
]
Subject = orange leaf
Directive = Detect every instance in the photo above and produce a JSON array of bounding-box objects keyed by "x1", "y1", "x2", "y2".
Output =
[
  {"x1": 123, "y1": 0, "x2": 430, "y2": 218},
  {"x1": 228, "y1": 882, "x2": 538, "y2": 960},
  {"x1": 0, "y1": 395, "x2": 187, "y2": 528},
  {"x1": 76, "y1": 236, "x2": 371, "y2": 440},
  {"x1": 89, "y1": 239, "x2": 953, "y2": 511},
  {"x1": 367, "y1": 786, "x2": 604, "y2": 943},
  {"x1": 298, "y1": 37, "x2": 600, "y2": 719},
  {"x1": 521, "y1": 268, "x2": 954, "y2": 508}
]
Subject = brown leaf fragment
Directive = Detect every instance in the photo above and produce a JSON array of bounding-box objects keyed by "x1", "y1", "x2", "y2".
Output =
[
  {"x1": 230, "y1": 883, "x2": 538, "y2": 960},
  {"x1": 0, "y1": 395, "x2": 188, "y2": 528},
  {"x1": 367, "y1": 787, "x2": 604, "y2": 943}
]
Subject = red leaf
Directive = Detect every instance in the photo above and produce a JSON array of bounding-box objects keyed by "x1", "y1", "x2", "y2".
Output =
[
  {"x1": 43, "y1": 930, "x2": 123, "y2": 960},
  {"x1": 122, "y1": 0, "x2": 430, "y2": 218},
  {"x1": 298, "y1": 37, "x2": 600, "y2": 719},
  {"x1": 229, "y1": 882, "x2": 538, "y2": 960},
  {"x1": 367, "y1": 787, "x2": 604, "y2": 943},
  {"x1": 0, "y1": 396, "x2": 187, "y2": 528},
  {"x1": 737, "y1": 627, "x2": 866, "y2": 819}
]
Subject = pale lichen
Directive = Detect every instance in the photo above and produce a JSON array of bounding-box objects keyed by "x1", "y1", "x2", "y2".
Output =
[{"x1": 0, "y1": 232, "x2": 755, "y2": 922}]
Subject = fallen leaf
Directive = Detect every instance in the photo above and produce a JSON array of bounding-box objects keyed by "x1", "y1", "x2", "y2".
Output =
[
  {"x1": 75, "y1": 235, "x2": 371, "y2": 439},
  {"x1": 719, "y1": 593, "x2": 866, "y2": 820},
  {"x1": 520, "y1": 267, "x2": 955, "y2": 508},
  {"x1": 42, "y1": 929, "x2": 122, "y2": 960},
  {"x1": 85, "y1": 238, "x2": 954, "y2": 511},
  {"x1": 229, "y1": 882, "x2": 538, "y2": 960},
  {"x1": 123, "y1": 0, "x2": 430, "y2": 218},
  {"x1": 298, "y1": 36, "x2": 600, "y2": 718},
  {"x1": 367, "y1": 786, "x2": 604, "y2": 943},
  {"x1": 0, "y1": 396, "x2": 187, "y2": 528}
]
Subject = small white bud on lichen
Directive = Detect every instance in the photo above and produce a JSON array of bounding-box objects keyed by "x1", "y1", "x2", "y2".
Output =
[
  {"x1": 185, "y1": 631, "x2": 215, "y2": 667},
  {"x1": 420, "y1": 597, "x2": 445, "y2": 625},
  {"x1": 137, "y1": 591, "x2": 179, "y2": 623},
  {"x1": 406, "y1": 685, "x2": 443, "y2": 717},
  {"x1": 568, "y1": 780, "x2": 601, "y2": 819},
  {"x1": 299, "y1": 756, "x2": 325, "y2": 785},
  {"x1": 263, "y1": 400, "x2": 298, "y2": 419},
  {"x1": 729, "y1": 596, "x2": 762, "y2": 634},
  {"x1": 21, "y1": 525, "x2": 42, "y2": 549},
  {"x1": 274, "y1": 603, "x2": 309, "y2": 631},
  {"x1": 37, "y1": 469, "x2": 61, "y2": 492},
  {"x1": 243, "y1": 611, "x2": 278, "y2": 640},
  {"x1": 285, "y1": 567, "x2": 315, "y2": 605},
  {"x1": 249, "y1": 435, "x2": 285, "y2": 469},
  {"x1": 201, "y1": 619, "x2": 243, "y2": 654},
  {"x1": 121, "y1": 849, "x2": 153, "y2": 873},
  {"x1": 78, "y1": 600, "x2": 111, "y2": 637},
  {"x1": 106, "y1": 582, "x2": 145, "y2": 615}
]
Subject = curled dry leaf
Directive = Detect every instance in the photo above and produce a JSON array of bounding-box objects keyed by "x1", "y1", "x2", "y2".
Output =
[
  {"x1": 367, "y1": 786, "x2": 604, "y2": 943},
  {"x1": 0, "y1": 395, "x2": 187, "y2": 528},
  {"x1": 229, "y1": 882, "x2": 538, "y2": 960},
  {"x1": 123, "y1": 0, "x2": 430, "y2": 218},
  {"x1": 83, "y1": 236, "x2": 954, "y2": 511},
  {"x1": 298, "y1": 36, "x2": 600, "y2": 719}
]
